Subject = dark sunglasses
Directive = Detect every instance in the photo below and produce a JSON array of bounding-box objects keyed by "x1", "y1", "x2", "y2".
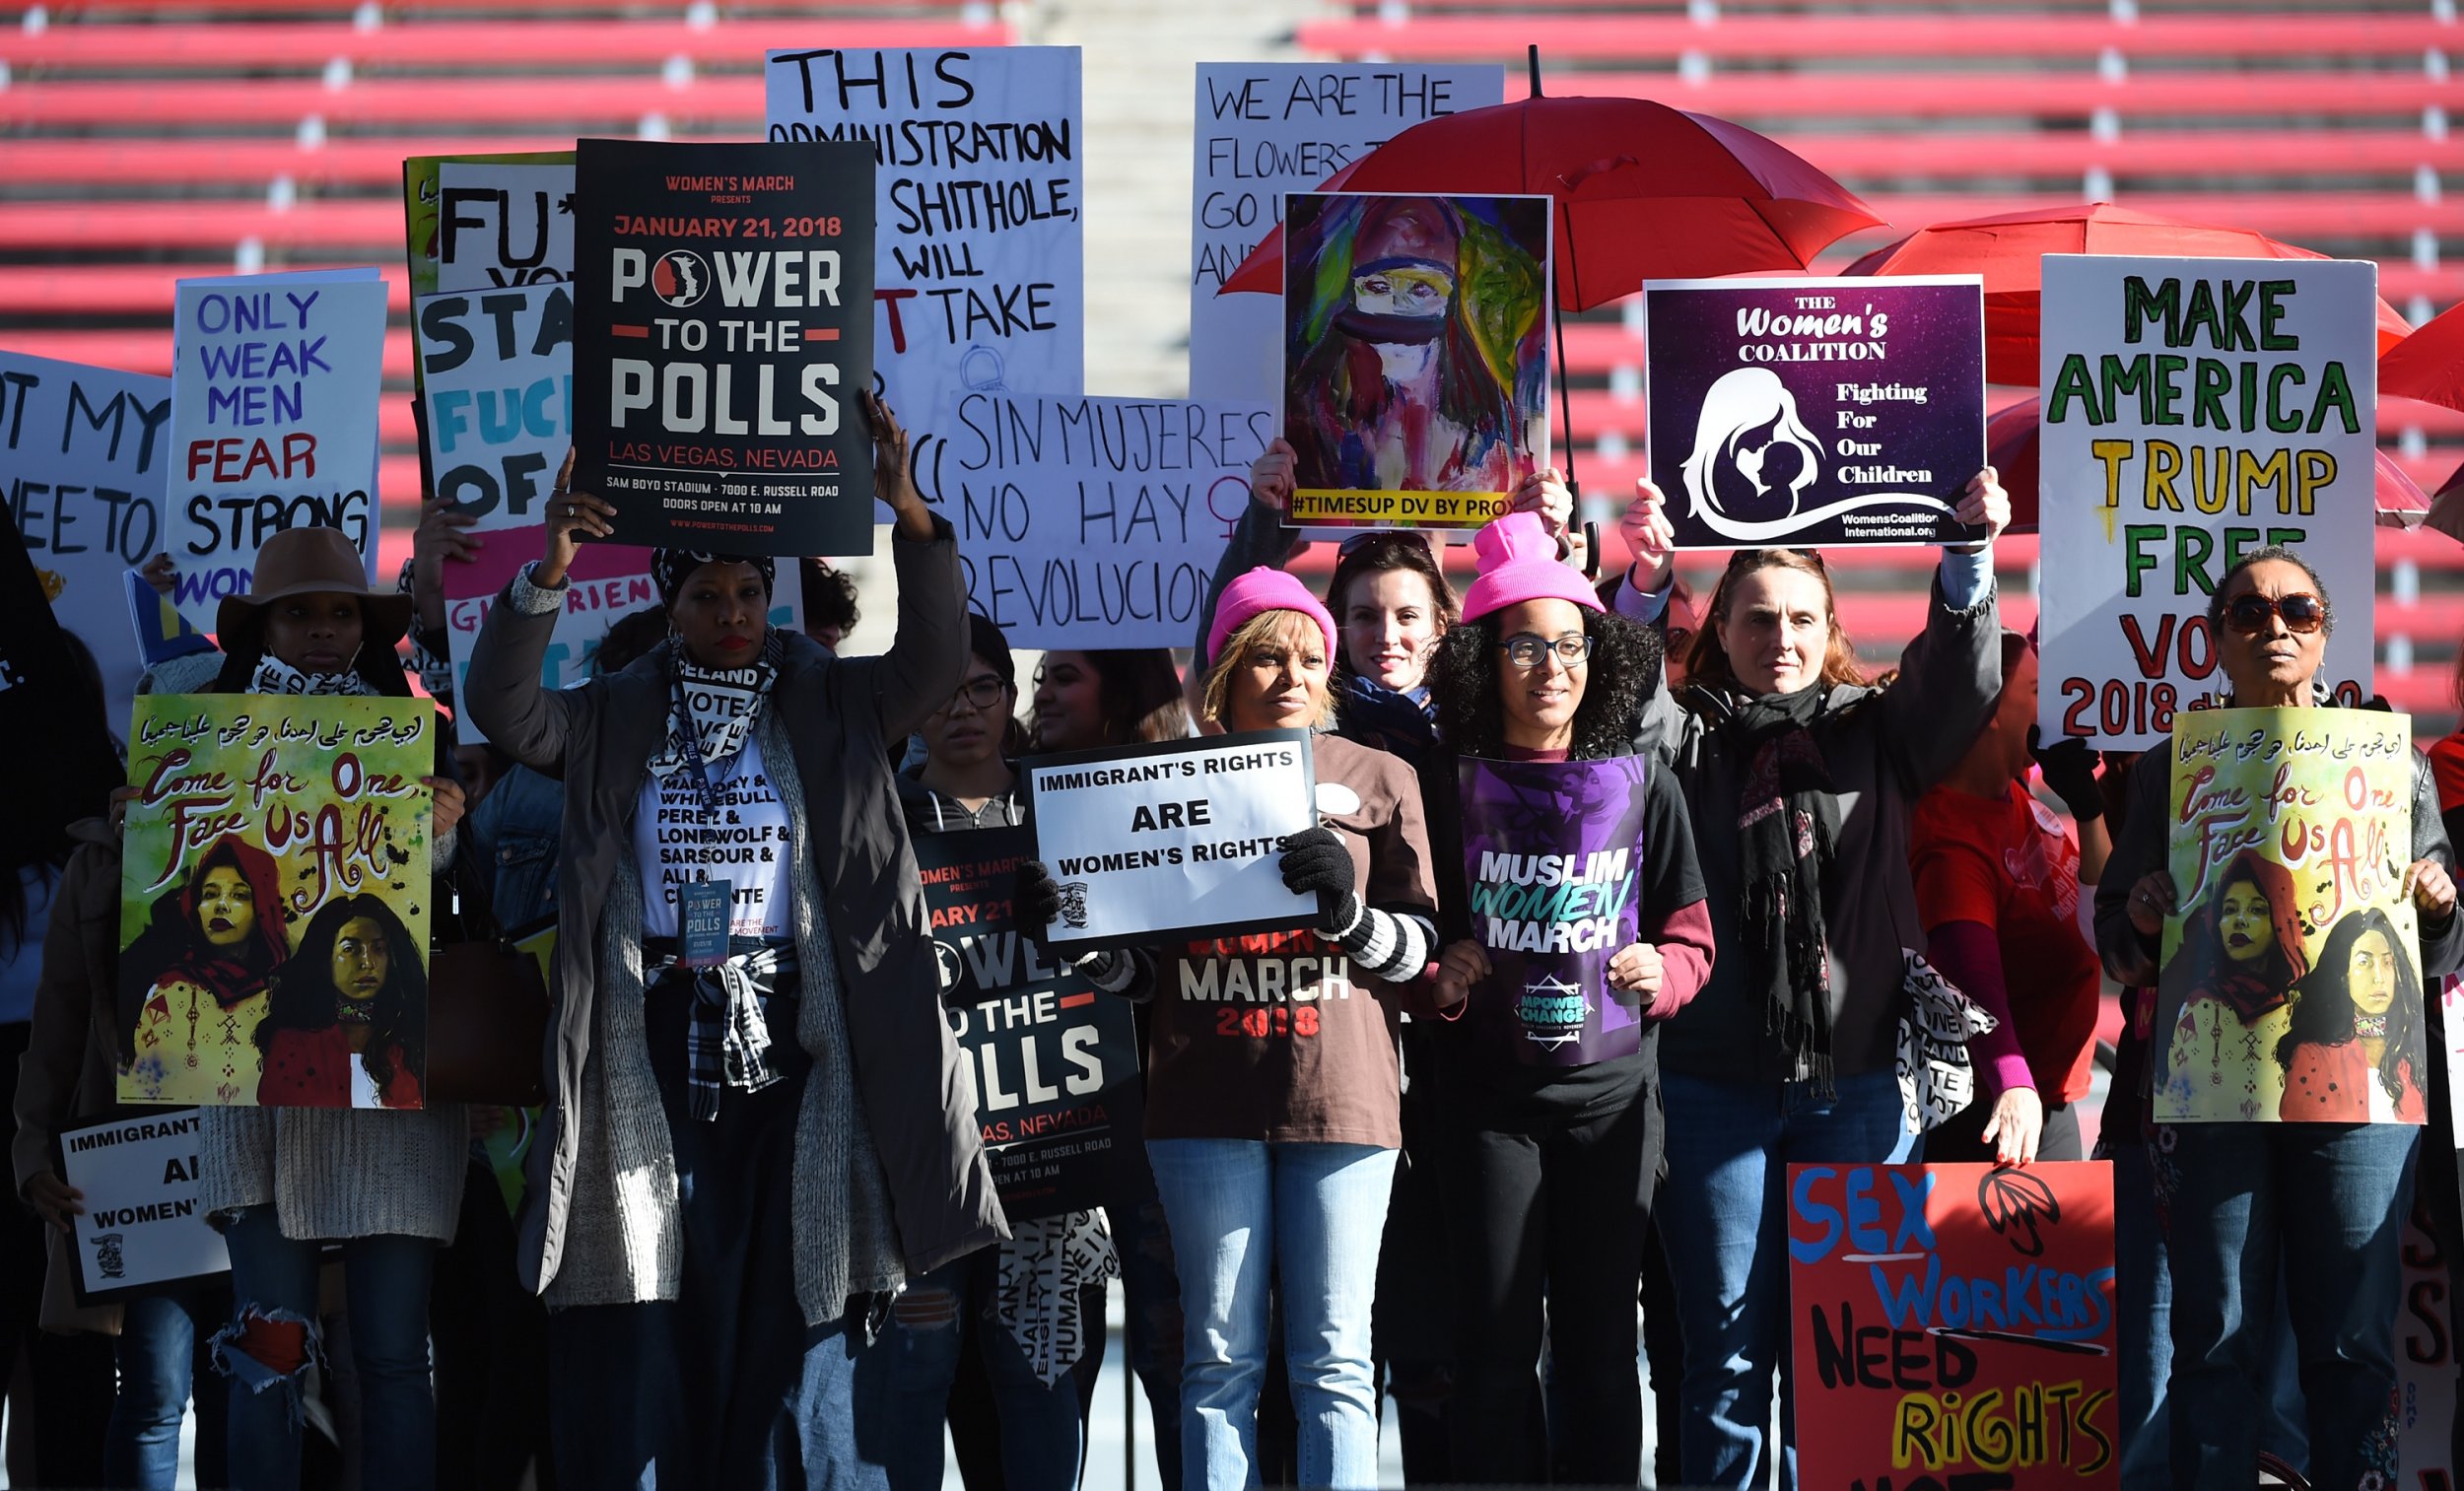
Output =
[{"x1": 2223, "y1": 592, "x2": 2326, "y2": 637}]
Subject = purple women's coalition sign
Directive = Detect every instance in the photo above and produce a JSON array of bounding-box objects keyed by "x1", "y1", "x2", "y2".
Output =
[
  {"x1": 1644, "y1": 275, "x2": 1986, "y2": 549},
  {"x1": 1457, "y1": 756, "x2": 1652, "y2": 1066}
]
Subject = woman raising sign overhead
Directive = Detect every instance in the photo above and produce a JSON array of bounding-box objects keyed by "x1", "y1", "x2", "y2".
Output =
[{"x1": 463, "y1": 394, "x2": 1003, "y2": 1489}]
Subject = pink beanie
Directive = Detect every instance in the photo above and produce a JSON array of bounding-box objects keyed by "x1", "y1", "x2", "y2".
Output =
[
  {"x1": 1205, "y1": 567, "x2": 1338, "y2": 664},
  {"x1": 1461, "y1": 511, "x2": 1604, "y2": 623}
]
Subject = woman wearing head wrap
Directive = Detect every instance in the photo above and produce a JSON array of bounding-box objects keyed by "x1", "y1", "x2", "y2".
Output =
[
  {"x1": 119, "y1": 835, "x2": 292, "y2": 1107},
  {"x1": 2155, "y1": 847, "x2": 2308, "y2": 1123},
  {"x1": 462, "y1": 395, "x2": 1002, "y2": 1488}
]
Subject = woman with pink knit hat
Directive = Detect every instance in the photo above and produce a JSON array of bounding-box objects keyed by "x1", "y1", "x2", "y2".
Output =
[
  {"x1": 1079, "y1": 566, "x2": 1451, "y2": 1490},
  {"x1": 1415, "y1": 510, "x2": 1716, "y2": 1483}
]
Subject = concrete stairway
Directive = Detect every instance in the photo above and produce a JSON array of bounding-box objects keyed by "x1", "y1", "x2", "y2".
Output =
[{"x1": 1024, "y1": 0, "x2": 1329, "y2": 399}]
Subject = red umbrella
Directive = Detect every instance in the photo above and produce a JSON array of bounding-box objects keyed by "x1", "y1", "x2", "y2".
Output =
[
  {"x1": 2382, "y1": 300, "x2": 2464, "y2": 415},
  {"x1": 1844, "y1": 202, "x2": 2412, "y2": 385},
  {"x1": 1216, "y1": 62, "x2": 1879, "y2": 310},
  {"x1": 1989, "y1": 394, "x2": 2428, "y2": 532}
]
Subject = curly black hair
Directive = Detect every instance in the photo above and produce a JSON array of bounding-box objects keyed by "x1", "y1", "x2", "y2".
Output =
[{"x1": 1428, "y1": 607, "x2": 1662, "y2": 760}]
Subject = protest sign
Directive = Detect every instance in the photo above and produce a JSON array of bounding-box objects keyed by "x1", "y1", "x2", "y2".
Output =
[
  {"x1": 404, "y1": 152, "x2": 576, "y2": 301},
  {"x1": 1, "y1": 350, "x2": 171, "y2": 717},
  {"x1": 916, "y1": 827, "x2": 1140, "y2": 1221},
  {"x1": 119, "y1": 695, "x2": 436, "y2": 1110},
  {"x1": 1644, "y1": 276, "x2": 1987, "y2": 549},
  {"x1": 571, "y1": 139, "x2": 876, "y2": 556},
  {"x1": 127, "y1": 569, "x2": 214, "y2": 669},
  {"x1": 415, "y1": 281, "x2": 574, "y2": 530},
  {"x1": 1284, "y1": 192, "x2": 1550, "y2": 530},
  {"x1": 1456, "y1": 756, "x2": 1654, "y2": 1066},
  {"x1": 765, "y1": 45, "x2": 1083, "y2": 450},
  {"x1": 929, "y1": 392, "x2": 1271, "y2": 648},
  {"x1": 440, "y1": 524, "x2": 651, "y2": 743},
  {"x1": 438, "y1": 527, "x2": 801, "y2": 744},
  {"x1": 2445, "y1": 972, "x2": 2464, "y2": 1146},
  {"x1": 2037, "y1": 255, "x2": 2376, "y2": 747},
  {"x1": 2158, "y1": 708, "x2": 2421, "y2": 1124},
  {"x1": 1787, "y1": 1161, "x2": 2119, "y2": 1488},
  {"x1": 1024, "y1": 729, "x2": 1317, "y2": 950},
  {"x1": 54, "y1": 1111, "x2": 230, "y2": 1303},
  {"x1": 1190, "y1": 63, "x2": 1503, "y2": 406},
  {"x1": 164, "y1": 269, "x2": 387, "y2": 632},
  {"x1": 2399, "y1": 1189, "x2": 2461, "y2": 1483}
]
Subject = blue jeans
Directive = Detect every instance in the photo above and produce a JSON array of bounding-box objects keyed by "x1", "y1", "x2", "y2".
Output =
[
  {"x1": 550, "y1": 976, "x2": 887, "y2": 1491},
  {"x1": 1657, "y1": 1068, "x2": 1918, "y2": 1491},
  {"x1": 214, "y1": 1207, "x2": 437, "y2": 1491},
  {"x1": 1109, "y1": 1139, "x2": 1187, "y2": 1489},
  {"x1": 2162, "y1": 1120, "x2": 2418, "y2": 1489},
  {"x1": 109, "y1": 1285, "x2": 230, "y2": 1489},
  {"x1": 867, "y1": 1248, "x2": 1083, "y2": 1491},
  {"x1": 2108, "y1": 1134, "x2": 2173, "y2": 1489},
  {"x1": 1147, "y1": 1138, "x2": 1397, "y2": 1491}
]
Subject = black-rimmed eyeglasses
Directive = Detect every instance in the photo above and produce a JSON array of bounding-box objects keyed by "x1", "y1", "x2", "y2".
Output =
[
  {"x1": 936, "y1": 676, "x2": 1010, "y2": 713},
  {"x1": 1499, "y1": 634, "x2": 1595, "y2": 670}
]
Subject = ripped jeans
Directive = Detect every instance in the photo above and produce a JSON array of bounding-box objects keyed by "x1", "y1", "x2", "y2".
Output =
[{"x1": 215, "y1": 1206, "x2": 438, "y2": 1491}]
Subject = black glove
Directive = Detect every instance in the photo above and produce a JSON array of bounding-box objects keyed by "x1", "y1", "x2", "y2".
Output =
[
  {"x1": 1277, "y1": 826, "x2": 1358, "y2": 931},
  {"x1": 1016, "y1": 859, "x2": 1062, "y2": 944},
  {"x1": 2027, "y1": 726, "x2": 2103, "y2": 823}
]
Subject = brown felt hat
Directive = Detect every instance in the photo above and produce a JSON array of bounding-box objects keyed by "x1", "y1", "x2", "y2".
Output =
[{"x1": 214, "y1": 526, "x2": 414, "y2": 649}]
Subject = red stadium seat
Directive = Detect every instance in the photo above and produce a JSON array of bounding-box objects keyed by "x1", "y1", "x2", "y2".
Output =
[{"x1": 1299, "y1": 13, "x2": 2457, "y2": 63}]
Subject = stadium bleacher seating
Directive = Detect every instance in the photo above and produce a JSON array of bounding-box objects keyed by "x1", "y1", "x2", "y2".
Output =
[
  {"x1": 3, "y1": 0, "x2": 2456, "y2": 725},
  {"x1": 1298, "y1": 0, "x2": 2462, "y2": 730},
  {"x1": 0, "y1": 0, "x2": 1001, "y2": 582}
]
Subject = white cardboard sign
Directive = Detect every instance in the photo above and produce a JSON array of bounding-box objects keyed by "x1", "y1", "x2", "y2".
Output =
[
  {"x1": 924, "y1": 392, "x2": 1272, "y2": 649},
  {"x1": 56, "y1": 1110, "x2": 231, "y2": 1301},
  {"x1": 1188, "y1": 62, "x2": 1503, "y2": 407},
  {"x1": 1026, "y1": 730, "x2": 1318, "y2": 950},
  {"x1": 415, "y1": 282, "x2": 574, "y2": 531},
  {"x1": 765, "y1": 45, "x2": 1084, "y2": 443},
  {"x1": 1, "y1": 350, "x2": 172, "y2": 717},
  {"x1": 2037, "y1": 255, "x2": 2377, "y2": 747},
  {"x1": 165, "y1": 268, "x2": 388, "y2": 631}
]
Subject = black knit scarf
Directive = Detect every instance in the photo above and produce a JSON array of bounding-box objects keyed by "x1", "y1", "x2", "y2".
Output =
[{"x1": 1700, "y1": 682, "x2": 1843, "y2": 1095}]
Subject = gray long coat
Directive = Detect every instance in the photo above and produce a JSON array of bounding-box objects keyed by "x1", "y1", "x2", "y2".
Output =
[{"x1": 463, "y1": 518, "x2": 1003, "y2": 1302}]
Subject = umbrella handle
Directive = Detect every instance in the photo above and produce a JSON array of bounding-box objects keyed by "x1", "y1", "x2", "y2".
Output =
[{"x1": 1552, "y1": 292, "x2": 1578, "y2": 493}]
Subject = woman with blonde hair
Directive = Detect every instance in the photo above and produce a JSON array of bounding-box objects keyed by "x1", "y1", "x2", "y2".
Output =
[{"x1": 1036, "y1": 567, "x2": 1448, "y2": 1489}]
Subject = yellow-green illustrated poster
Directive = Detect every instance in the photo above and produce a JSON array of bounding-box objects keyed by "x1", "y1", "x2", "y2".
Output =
[
  {"x1": 117, "y1": 695, "x2": 436, "y2": 1110},
  {"x1": 2159, "y1": 708, "x2": 2423, "y2": 1124}
]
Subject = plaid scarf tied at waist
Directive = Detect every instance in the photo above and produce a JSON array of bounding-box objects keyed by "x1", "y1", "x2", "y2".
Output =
[{"x1": 648, "y1": 939, "x2": 797, "y2": 1120}]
